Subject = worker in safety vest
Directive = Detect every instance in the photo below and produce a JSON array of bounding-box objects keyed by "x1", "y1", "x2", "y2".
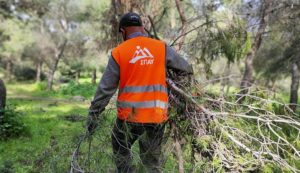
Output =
[{"x1": 87, "y1": 12, "x2": 193, "y2": 173}]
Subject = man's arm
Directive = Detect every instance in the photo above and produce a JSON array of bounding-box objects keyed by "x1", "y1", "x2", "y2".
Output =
[
  {"x1": 166, "y1": 45, "x2": 193, "y2": 75},
  {"x1": 88, "y1": 55, "x2": 120, "y2": 117}
]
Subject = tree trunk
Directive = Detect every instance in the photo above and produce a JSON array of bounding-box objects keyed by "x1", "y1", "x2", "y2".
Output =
[
  {"x1": 221, "y1": 63, "x2": 231, "y2": 96},
  {"x1": 109, "y1": 0, "x2": 120, "y2": 48},
  {"x1": 289, "y1": 62, "x2": 300, "y2": 111},
  {"x1": 75, "y1": 70, "x2": 80, "y2": 84},
  {"x1": 91, "y1": 69, "x2": 97, "y2": 85},
  {"x1": 170, "y1": 3, "x2": 176, "y2": 29},
  {"x1": 238, "y1": 0, "x2": 271, "y2": 100},
  {"x1": 47, "y1": 39, "x2": 67, "y2": 90},
  {"x1": 174, "y1": 0, "x2": 187, "y2": 51},
  {"x1": 5, "y1": 60, "x2": 12, "y2": 81},
  {"x1": 0, "y1": 79, "x2": 6, "y2": 117},
  {"x1": 109, "y1": 0, "x2": 140, "y2": 48},
  {"x1": 47, "y1": 69, "x2": 55, "y2": 91},
  {"x1": 109, "y1": 0, "x2": 129, "y2": 48},
  {"x1": 36, "y1": 60, "x2": 43, "y2": 83},
  {"x1": 240, "y1": 51, "x2": 255, "y2": 94}
]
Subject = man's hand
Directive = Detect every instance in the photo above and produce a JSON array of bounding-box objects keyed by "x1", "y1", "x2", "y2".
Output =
[{"x1": 86, "y1": 115, "x2": 99, "y2": 135}]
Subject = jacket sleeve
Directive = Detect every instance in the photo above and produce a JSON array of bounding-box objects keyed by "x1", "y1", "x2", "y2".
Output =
[
  {"x1": 88, "y1": 55, "x2": 120, "y2": 117},
  {"x1": 166, "y1": 45, "x2": 193, "y2": 75}
]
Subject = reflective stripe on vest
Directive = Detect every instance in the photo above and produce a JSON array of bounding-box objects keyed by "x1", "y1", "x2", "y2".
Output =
[
  {"x1": 119, "y1": 84, "x2": 167, "y2": 94},
  {"x1": 117, "y1": 100, "x2": 168, "y2": 109}
]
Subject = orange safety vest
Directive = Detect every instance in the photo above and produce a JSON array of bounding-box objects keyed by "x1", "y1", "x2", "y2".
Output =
[{"x1": 112, "y1": 36, "x2": 168, "y2": 123}]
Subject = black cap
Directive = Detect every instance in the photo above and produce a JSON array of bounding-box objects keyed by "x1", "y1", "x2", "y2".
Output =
[{"x1": 119, "y1": 12, "x2": 143, "y2": 32}]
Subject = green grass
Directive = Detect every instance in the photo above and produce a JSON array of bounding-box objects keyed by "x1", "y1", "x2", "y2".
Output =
[
  {"x1": 0, "y1": 97, "x2": 89, "y2": 172},
  {"x1": 6, "y1": 79, "x2": 98, "y2": 100},
  {"x1": 0, "y1": 80, "x2": 130, "y2": 172},
  {"x1": 0, "y1": 80, "x2": 180, "y2": 172},
  {"x1": 0, "y1": 80, "x2": 99, "y2": 172},
  {"x1": 1, "y1": 80, "x2": 299, "y2": 172}
]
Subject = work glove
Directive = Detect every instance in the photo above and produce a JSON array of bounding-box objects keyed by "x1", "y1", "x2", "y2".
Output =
[{"x1": 86, "y1": 115, "x2": 99, "y2": 136}]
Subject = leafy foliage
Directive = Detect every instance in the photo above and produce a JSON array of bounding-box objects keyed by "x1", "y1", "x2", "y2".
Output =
[
  {"x1": 35, "y1": 81, "x2": 48, "y2": 91},
  {"x1": 0, "y1": 160, "x2": 14, "y2": 173},
  {"x1": 0, "y1": 105, "x2": 29, "y2": 140},
  {"x1": 13, "y1": 66, "x2": 45, "y2": 81},
  {"x1": 58, "y1": 81, "x2": 97, "y2": 98}
]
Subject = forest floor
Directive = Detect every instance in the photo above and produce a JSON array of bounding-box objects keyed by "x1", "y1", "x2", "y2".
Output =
[
  {"x1": 1, "y1": 81, "x2": 299, "y2": 172},
  {"x1": 0, "y1": 82, "x2": 178, "y2": 172},
  {"x1": 0, "y1": 82, "x2": 92, "y2": 172}
]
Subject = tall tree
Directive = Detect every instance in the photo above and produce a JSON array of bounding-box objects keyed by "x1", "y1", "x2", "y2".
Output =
[
  {"x1": 104, "y1": 0, "x2": 174, "y2": 48},
  {"x1": 239, "y1": 0, "x2": 272, "y2": 97},
  {"x1": 290, "y1": 60, "x2": 300, "y2": 111},
  {"x1": 0, "y1": 0, "x2": 49, "y2": 82},
  {"x1": 44, "y1": 1, "x2": 71, "y2": 90},
  {"x1": 0, "y1": 79, "x2": 6, "y2": 117},
  {"x1": 253, "y1": 1, "x2": 300, "y2": 110},
  {"x1": 0, "y1": 19, "x2": 34, "y2": 81},
  {"x1": 22, "y1": 43, "x2": 45, "y2": 82},
  {"x1": 174, "y1": 0, "x2": 187, "y2": 51}
]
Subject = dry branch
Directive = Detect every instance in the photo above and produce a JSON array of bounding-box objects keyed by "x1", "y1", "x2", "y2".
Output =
[
  {"x1": 168, "y1": 77, "x2": 300, "y2": 172},
  {"x1": 70, "y1": 77, "x2": 300, "y2": 172}
]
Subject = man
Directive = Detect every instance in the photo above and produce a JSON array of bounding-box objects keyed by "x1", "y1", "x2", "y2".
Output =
[{"x1": 87, "y1": 12, "x2": 193, "y2": 173}]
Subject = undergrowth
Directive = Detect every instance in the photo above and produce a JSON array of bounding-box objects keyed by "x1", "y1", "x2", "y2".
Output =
[
  {"x1": 0, "y1": 105, "x2": 29, "y2": 140},
  {"x1": 58, "y1": 81, "x2": 97, "y2": 98},
  {"x1": 34, "y1": 81, "x2": 97, "y2": 99}
]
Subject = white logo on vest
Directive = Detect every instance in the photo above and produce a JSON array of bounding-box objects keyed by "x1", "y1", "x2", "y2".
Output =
[{"x1": 130, "y1": 46, "x2": 154, "y2": 65}]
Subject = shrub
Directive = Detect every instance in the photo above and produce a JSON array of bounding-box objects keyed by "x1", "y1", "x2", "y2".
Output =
[
  {"x1": 0, "y1": 105, "x2": 29, "y2": 140},
  {"x1": 0, "y1": 160, "x2": 14, "y2": 173},
  {"x1": 58, "y1": 76, "x2": 72, "y2": 84},
  {"x1": 13, "y1": 66, "x2": 46, "y2": 81},
  {"x1": 58, "y1": 81, "x2": 97, "y2": 98},
  {"x1": 35, "y1": 81, "x2": 48, "y2": 91},
  {"x1": 13, "y1": 66, "x2": 33, "y2": 81}
]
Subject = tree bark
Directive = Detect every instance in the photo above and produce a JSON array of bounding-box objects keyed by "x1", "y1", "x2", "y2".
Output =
[
  {"x1": 47, "y1": 69, "x2": 55, "y2": 91},
  {"x1": 170, "y1": 3, "x2": 176, "y2": 29},
  {"x1": 289, "y1": 61, "x2": 300, "y2": 111},
  {"x1": 221, "y1": 63, "x2": 231, "y2": 95},
  {"x1": 91, "y1": 69, "x2": 97, "y2": 85},
  {"x1": 75, "y1": 70, "x2": 80, "y2": 84},
  {"x1": 36, "y1": 60, "x2": 43, "y2": 83},
  {"x1": 240, "y1": 50, "x2": 255, "y2": 94},
  {"x1": 239, "y1": 0, "x2": 271, "y2": 100},
  {"x1": 110, "y1": 0, "x2": 120, "y2": 48},
  {"x1": 5, "y1": 60, "x2": 12, "y2": 81},
  {"x1": 174, "y1": 0, "x2": 187, "y2": 51},
  {"x1": 0, "y1": 79, "x2": 6, "y2": 117},
  {"x1": 109, "y1": 0, "x2": 133, "y2": 48},
  {"x1": 47, "y1": 39, "x2": 67, "y2": 90}
]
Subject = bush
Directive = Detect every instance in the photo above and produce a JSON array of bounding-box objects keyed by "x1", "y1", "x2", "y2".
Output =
[
  {"x1": 13, "y1": 66, "x2": 35, "y2": 81},
  {"x1": 0, "y1": 105, "x2": 29, "y2": 140},
  {"x1": 35, "y1": 81, "x2": 48, "y2": 91},
  {"x1": 13, "y1": 66, "x2": 46, "y2": 81},
  {"x1": 58, "y1": 81, "x2": 97, "y2": 98},
  {"x1": 58, "y1": 76, "x2": 72, "y2": 84},
  {"x1": 0, "y1": 160, "x2": 14, "y2": 173}
]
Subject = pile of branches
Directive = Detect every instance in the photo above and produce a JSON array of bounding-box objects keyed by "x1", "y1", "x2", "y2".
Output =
[
  {"x1": 70, "y1": 75, "x2": 300, "y2": 172},
  {"x1": 167, "y1": 72, "x2": 300, "y2": 172}
]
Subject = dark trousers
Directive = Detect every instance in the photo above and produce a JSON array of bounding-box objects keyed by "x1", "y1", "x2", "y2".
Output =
[{"x1": 111, "y1": 118, "x2": 165, "y2": 173}]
